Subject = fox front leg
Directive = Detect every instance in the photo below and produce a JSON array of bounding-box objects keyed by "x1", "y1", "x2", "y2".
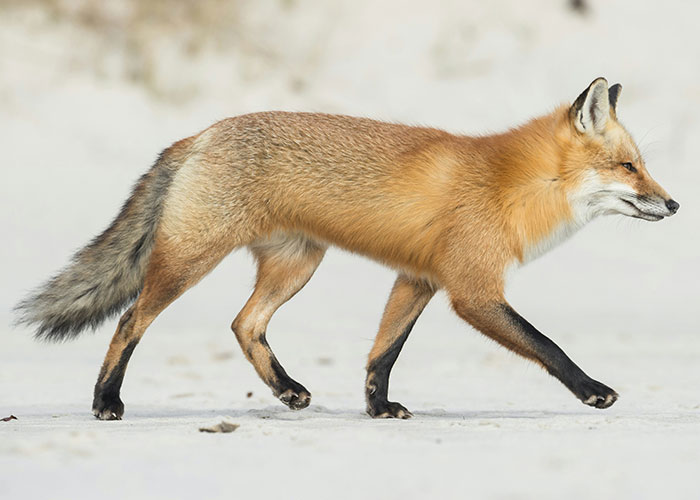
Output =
[
  {"x1": 365, "y1": 275, "x2": 435, "y2": 418},
  {"x1": 452, "y1": 298, "x2": 618, "y2": 409}
]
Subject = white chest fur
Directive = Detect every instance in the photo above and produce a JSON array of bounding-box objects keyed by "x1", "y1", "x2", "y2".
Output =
[{"x1": 519, "y1": 172, "x2": 606, "y2": 265}]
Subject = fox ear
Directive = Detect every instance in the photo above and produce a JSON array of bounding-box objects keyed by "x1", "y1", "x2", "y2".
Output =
[
  {"x1": 570, "y1": 77, "x2": 610, "y2": 135},
  {"x1": 608, "y1": 83, "x2": 622, "y2": 117}
]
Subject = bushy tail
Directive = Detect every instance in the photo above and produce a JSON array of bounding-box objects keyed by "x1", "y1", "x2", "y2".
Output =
[{"x1": 15, "y1": 150, "x2": 180, "y2": 342}]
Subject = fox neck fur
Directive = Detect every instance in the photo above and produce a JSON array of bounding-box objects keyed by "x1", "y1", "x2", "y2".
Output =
[{"x1": 473, "y1": 106, "x2": 595, "y2": 265}]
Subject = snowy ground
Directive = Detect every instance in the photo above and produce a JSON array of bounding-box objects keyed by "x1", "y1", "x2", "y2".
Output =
[{"x1": 1, "y1": 1, "x2": 699, "y2": 499}]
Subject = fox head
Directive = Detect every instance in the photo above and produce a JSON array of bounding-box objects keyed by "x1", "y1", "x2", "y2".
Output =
[{"x1": 563, "y1": 77, "x2": 679, "y2": 222}]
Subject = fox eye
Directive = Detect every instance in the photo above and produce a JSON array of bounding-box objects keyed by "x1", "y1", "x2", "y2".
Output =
[{"x1": 620, "y1": 162, "x2": 637, "y2": 173}]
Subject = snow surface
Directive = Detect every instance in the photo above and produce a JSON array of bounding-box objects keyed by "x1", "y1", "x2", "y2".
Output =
[{"x1": 1, "y1": 1, "x2": 699, "y2": 499}]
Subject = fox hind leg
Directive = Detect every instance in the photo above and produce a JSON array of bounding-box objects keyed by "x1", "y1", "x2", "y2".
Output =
[
  {"x1": 365, "y1": 275, "x2": 435, "y2": 419},
  {"x1": 92, "y1": 238, "x2": 232, "y2": 420},
  {"x1": 232, "y1": 233, "x2": 326, "y2": 410}
]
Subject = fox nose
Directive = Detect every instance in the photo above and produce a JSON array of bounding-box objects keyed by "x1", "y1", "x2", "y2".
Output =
[{"x1": 665, "y1": 199, "x2": 680, "y2": 214}]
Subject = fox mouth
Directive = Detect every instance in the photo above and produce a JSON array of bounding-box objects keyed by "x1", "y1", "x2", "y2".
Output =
[{"x1": 620, "y1": 199, "x2": 665, "y2": 221}]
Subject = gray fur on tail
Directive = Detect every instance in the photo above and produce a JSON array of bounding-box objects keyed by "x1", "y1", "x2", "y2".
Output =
[{"x1": 15, "y1": 150, "x2": 179, "y2": 342}]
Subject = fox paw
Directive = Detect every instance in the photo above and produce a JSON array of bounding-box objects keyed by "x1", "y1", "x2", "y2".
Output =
[
  {"x1": 278, "y1": 387, "x2": 311, "y2": 410},
  {"x1": 576, "y1": 379, "x2": 618, "y2": 409},
  {"x1": 92, "y1": 394, "x2": 124, "y2": 420},
  {"x1": 367, "y1": 401, "x2": 413, "y2": 419}
]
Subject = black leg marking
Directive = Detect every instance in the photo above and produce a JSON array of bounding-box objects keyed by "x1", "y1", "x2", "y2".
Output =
[
  {"x1": 257, "y1": 335, "x2": 311, "y2": 410},
  {"x1": 92, "y1": 339, "x2": 138, "y2": 420},
  {"x1": 500, "y1": 304, "x2": 618, "y2": 408},
  {"x1": 365, "y1": 317, "x2": 418, "y2": 419}
]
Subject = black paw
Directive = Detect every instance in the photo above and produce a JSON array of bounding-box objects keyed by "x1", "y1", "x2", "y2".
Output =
[
  {"x1": 574, "y1": 378, "x2": 618, "y2": 409},
  {"x1": 277, "y1": 382, "x2": 311, "y2": 410},
  {"x1": 92, "y1": 393, "x2": 124, "y2": 420},
  {"x1": 367, "y1": 400, "x2": 413, "y2": 419}
]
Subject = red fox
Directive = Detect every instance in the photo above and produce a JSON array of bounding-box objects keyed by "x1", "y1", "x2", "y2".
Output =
[{"x1": 16, "y1": 78, "x2": 679, "y2": 420}]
